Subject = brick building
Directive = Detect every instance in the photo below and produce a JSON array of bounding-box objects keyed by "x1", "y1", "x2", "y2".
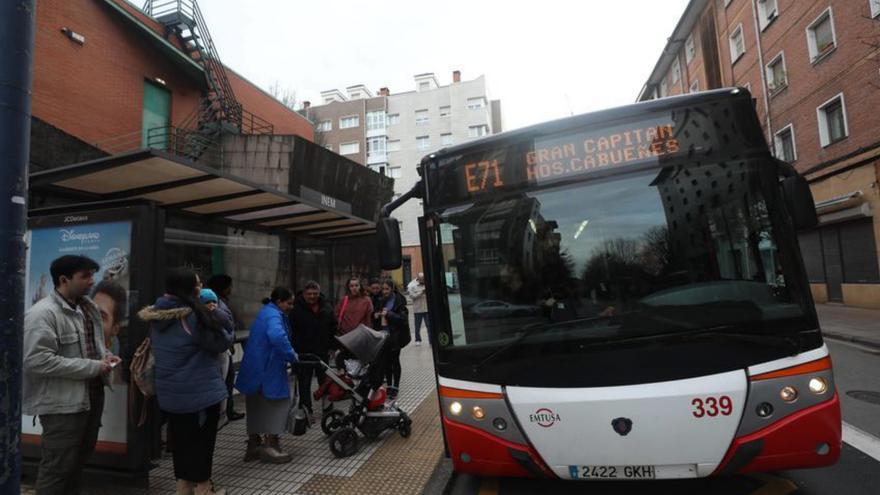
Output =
[
  {"x1": 302, "y1": 72, "x2": 502, "y2": 280},
  {"x1": 639, "y1": 0, "x2": 880, "y2": 309},
  {"x1": 28, "y1": 0, "x2": 393, "y2": 303}
]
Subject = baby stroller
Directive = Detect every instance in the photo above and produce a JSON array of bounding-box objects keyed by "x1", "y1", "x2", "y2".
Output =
[{"x1": 299, "y1": 324, "x2": 412, "y2": 458}]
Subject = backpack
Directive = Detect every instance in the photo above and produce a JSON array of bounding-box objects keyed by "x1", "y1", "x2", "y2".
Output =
[{"x1": 128, "y1": 337, "x2": 155, "y2": 426}]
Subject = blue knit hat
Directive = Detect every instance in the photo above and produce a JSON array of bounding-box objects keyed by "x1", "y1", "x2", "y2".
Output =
[{"x1": 199, "y1": 288, "x2": 219, "y2": 304}]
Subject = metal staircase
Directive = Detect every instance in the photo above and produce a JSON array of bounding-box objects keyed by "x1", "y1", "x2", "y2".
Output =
[{"x1": 143, "y1": 0, "x2": 243, "y2": 133}]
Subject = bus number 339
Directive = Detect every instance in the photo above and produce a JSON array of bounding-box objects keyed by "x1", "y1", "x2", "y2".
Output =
[{"x1": 691, "y1": 396, "x2": 733, "y2": 417}]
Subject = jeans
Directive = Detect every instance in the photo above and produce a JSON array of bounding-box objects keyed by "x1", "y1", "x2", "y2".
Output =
[
  {"x1": 35, "y1": 392, "x2": 104, "y2": 495},
  {"x1": 413, "y1": 312, "x2": 431, "y2": 343}
]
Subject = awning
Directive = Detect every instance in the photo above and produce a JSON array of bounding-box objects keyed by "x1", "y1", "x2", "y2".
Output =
[{"x1": 30, "y1": 149, "x2": 376, "y2": 239}]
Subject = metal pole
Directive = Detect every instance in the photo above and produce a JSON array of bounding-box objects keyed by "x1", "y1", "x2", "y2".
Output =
[{"x1": 0, "y1": 1, "x2": 35, "y2": 493}]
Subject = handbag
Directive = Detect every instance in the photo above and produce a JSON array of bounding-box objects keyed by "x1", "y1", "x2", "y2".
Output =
[
  {"x1": 128, "y1": 336, "x2": 155, "y2": 427},
  {"x1": 286, "y1": 379, "x2": 310, "y2": 436}
]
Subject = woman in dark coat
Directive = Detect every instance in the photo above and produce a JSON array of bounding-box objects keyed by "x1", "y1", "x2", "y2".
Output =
[
  {"x1": 377, "y1": 279, "x2": 409, "y2": 400},
  {"x1": 138, "y1": 268, "x2": 233, "y2": 495}
]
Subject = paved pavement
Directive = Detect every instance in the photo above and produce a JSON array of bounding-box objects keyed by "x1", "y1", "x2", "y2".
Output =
[
  {"x1": 816, "y1": 304, "x2": 880, "y2": 349},
  {"x1": 20, "y1": 339, "x2": 443, "y2": 494}
]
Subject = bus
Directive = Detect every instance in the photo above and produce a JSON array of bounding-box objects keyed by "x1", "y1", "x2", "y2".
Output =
[{"x1": 377, "y1": 88, "x2": 841, "y2": 480}]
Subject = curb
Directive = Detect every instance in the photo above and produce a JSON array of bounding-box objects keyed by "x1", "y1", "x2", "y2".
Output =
[{"x1": 822, "y1": 331, "x2": 880, "y2": 351}]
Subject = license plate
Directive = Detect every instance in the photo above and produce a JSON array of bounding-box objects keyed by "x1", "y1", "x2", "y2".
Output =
[{"x1": 569, "y1": 465, "x2": 656, "y2": 480}]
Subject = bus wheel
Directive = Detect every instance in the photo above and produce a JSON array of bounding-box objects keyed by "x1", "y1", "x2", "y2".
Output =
[
  {"x1": 329, "y1": 427, "x2": 359, "y2": 458},
  {"x1": 321, "y1": 410, "x2": 346, "y2": 436}
]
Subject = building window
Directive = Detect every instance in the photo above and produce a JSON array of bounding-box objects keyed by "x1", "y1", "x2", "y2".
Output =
[
  {"x1": 416, "y1": 135, "x2": 430, "y2": 151},
  {"x1": 386, "y1": 113, "x2": 400, "y2": 126},
  {"x1": 774, "y1": 124, "x2": 796, "y2": 162},
  {"x1": 816, "y1": 93, "x2": 848, "y2": 147},
  {"x1": 339, "y1": 141, "x2": 359, "y2": 155},
  {"x1": 659, "y1": 79, "x2": 668, "y2": 97},
  {"x1": 366, "y1": 110, "x2": 386, "y2": 131},
  {"x1": 316, "y1": 120, "x2": 331, "y2": 132},
  {"x1": 350, "y1": 92, "x2": 361, "y2": 99},
  {"x1": 323, "y1": 143, "x2": 333, "y2": 151},
  {"x1": 757, "y1": 0, "x2": 778, "y2": 31},
  {"x1": 468, "y1": 125, "x2": 489, "y2": 138},
  {"x1": 415, "y1": 109, "x2": 429, "y2": 126},
  {"x1": 441, "y1": 133, "x2": 453, "y2": 146},
  {"x1": 467, "y1": 97, "x2": 486, "y2": 110},
  {"x1": 766, "y1": 52, "x2": 787, "y2": 93},
  {"x1": 729, "y1": 24, "x2": 745, "y2": 63},
  {"x1": 689, "y1": 80, "x2": 700, "y2": 93},
  {"x1": 339, "y1": 115, "x2": 359, "y2": 129},
  {"x1": 387, "y1": 139, "x2": 401, "y2": 152},
  {"x1": 439, "y1": 105, "x2": 451, "y2": 117},
  {"x1": 807, "y1": 7, "x2": 836, "y2": 63},
  {"x1": 671, "y1": 58, "x2": 681, "y2": 84},
  {"x1": 388, "y1": 167, "x2": 402, "y2": 179},
  {"x1": 367, "y1": 136, "x2": 386, "y2": 153},
  {"x1": 872, "y1": 0, "x2": 880, "y2": 19},
  {"x1": 419, "y1": 81, "x2": 430, "y2": 91},
  {"x1": 685, "y1": 34, "x2": 696, "y2": 63}
]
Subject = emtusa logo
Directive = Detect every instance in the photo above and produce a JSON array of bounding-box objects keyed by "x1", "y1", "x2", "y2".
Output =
[{"x1": 529, "y1": 408, "x2": 561, "y2": 428}]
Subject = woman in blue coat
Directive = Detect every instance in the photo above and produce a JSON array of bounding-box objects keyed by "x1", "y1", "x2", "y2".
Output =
[{"x1": 235, "y1": 287, "x2": 298, "y2": 464}]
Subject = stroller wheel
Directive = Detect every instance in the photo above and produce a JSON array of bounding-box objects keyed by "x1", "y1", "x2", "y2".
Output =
[
  {"x1": 398, "y1": 413, "x2": 412, "y2": 438},
  {"x1": 329, "y1": 427, "x2": 359, "y2": 458},
  {"x1": 321, "y1": 410, "x2": 346, "y2": 436}
]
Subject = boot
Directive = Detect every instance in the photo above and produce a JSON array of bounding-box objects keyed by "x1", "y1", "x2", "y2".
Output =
[
  {"x1": 194, "y1": 480, "x2": 226, "y2": 495},
  {"x1": 176, "y1": 479, "x2": 195, "y2": 495},
  {"x1": 243, "y1": 434, "x2": 264, "y2": 463},
  {"x1": 259, "y1": 434, "x2": 292, "y2": 464}
]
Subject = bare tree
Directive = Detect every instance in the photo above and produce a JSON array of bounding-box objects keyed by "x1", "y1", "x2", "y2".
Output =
[{"x1": 268, "y1": 81, "x2": 298, "y2": 111}]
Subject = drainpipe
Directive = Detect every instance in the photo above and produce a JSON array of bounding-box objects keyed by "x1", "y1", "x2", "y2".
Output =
[
  {"x1": 0, "y1": 1, "x2": 35, "y2": 493},
  {"x1": 750, "y1": 0, "x2": 774, "y2": 146}
]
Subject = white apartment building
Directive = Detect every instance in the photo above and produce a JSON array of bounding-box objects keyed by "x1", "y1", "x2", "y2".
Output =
[{"x1": 306, "y1": 71, "x2": 502, "y2": 277}]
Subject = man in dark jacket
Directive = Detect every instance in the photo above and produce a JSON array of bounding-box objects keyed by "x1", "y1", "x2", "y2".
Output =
[{"x1": 289, "y1": 281, "x2": 337, "y2": 415}]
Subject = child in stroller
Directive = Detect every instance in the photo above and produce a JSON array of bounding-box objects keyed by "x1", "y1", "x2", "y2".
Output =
[{"x1": 299, "y1": 324, "x2": 412, "y2": 458}]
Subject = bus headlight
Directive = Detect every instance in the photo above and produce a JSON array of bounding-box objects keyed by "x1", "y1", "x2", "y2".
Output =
[
  {"x1": 472, "y1": 406, "x2": 486, "y2": 420},
  {"x1": 449, "y1": 401, "x2": 463, "y2": 416},
  {"x1": 780, "y1": 386, "x2": 798, "y2": 403},
  {"x1": 809, "y1": 377, "x2": 828, "y2": 395}
]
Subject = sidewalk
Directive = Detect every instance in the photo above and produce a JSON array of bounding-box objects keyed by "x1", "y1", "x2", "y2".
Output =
[
  {"x1": 817, "y1": 303, "x2": 880, "y2": 349},
  {"x1": 21, "y1": 340, "x2": 444, "y2": 495}
]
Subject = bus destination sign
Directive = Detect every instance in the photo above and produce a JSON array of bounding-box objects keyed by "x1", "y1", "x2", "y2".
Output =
[{"x1": 459, "y1": 120, "x2": 681, "y2": 197}]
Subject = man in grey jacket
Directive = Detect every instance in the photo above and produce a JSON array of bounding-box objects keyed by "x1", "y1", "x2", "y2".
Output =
[
  {"x1": 407, "y1": 273, "x2": 430, "y2": 346},
  {"x1": 23, "y1": 255, "x2": 120, "y2": 495}
]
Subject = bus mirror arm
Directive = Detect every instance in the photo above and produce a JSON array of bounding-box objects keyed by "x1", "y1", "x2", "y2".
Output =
[
  {"x1": 773, "y1": 159, "x2": 818, "y2": 231},
  {"x1": 377, "y1": 179, "x2": 424, "y2": 270}
]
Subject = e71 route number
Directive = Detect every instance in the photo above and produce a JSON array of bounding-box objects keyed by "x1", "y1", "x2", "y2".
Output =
[{"x1": 691, "y1": 396, "x2": 733, "y2": 417}]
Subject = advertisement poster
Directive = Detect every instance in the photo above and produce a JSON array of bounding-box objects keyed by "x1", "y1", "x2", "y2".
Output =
[{"x1": 23, "y1": 220, "x2": 133, "y2": 453}]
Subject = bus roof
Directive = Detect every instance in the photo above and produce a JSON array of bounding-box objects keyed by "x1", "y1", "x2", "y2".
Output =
[{"x1": 420, "y1": 87, "x2": 758, "y2": 168}]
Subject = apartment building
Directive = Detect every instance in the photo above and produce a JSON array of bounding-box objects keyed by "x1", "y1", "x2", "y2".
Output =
[
  {"x1": 304, "y1": 71, "x2": 502, "y2": 278},
  {"x1": 639, "y1": 0, "x2": 880, "y2": 309}
]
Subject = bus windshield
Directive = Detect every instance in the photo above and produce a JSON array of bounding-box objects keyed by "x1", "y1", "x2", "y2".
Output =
[{"x1": 434, "y1": 160, "x2": 820, "y2": 387}]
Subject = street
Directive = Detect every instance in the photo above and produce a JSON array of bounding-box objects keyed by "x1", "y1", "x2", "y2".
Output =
[{"x1": 445, "y1": 332, "x2": 880, "y2": 495}]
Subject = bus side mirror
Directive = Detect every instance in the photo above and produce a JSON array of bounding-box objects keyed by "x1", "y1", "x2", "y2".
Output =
[
  {"x1": 782, "y1": 174, "x2": 818, "y2": 230},
  {"x1": 377, "y1": 217, "x2": 402, "y2": 270}
]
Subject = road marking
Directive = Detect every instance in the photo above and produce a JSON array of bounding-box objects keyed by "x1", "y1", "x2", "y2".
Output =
[
  {"x1": 843, "y1": 422, "x2": 880, "y2": 462},
  {"x1": 749, "y1": 473, "x2": 798, "y2": 495},
  {"x1": 477, "y1": 477, "x2": 499, "y2": 495}
]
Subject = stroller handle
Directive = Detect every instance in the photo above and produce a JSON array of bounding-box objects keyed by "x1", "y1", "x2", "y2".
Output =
[{"x1": 295, "y1": 353, "x2": 326, "y2": 365}]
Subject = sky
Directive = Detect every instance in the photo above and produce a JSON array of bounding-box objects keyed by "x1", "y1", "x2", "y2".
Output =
[{"x1": 195, "y1": 0, "x2": 691, "y2": 132}]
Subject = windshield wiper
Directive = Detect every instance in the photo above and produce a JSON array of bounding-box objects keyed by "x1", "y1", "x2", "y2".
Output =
[
  {"x1": 471, "y1": 313, "x2": 632, "y2": 373},
  {"x1": 579, "y1": 325, "x2": 803, "y2": 355}
]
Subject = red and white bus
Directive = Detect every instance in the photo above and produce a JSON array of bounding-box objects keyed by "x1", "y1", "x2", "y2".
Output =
[{"x1": 378, "y1": 88, "x2": 841, "y2": 480}]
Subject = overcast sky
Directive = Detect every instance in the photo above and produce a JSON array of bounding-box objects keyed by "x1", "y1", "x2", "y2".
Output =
[{"x1": 196, "y1": 0, "x2": 690, "y2": 131}]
